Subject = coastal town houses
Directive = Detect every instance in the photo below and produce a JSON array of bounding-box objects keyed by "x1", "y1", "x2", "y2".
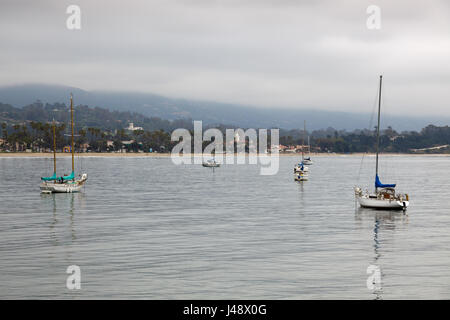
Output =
[
  {"x1": 79, "y1": 142, "x2": 90, "y2": 152},
  {"x1": 273, "y1": 144, "x2": 319, "y2": 153}
]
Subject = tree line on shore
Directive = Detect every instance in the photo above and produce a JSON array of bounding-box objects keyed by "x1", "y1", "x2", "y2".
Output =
[
  {"x1": 1, "y1": 101, "x2": 449, "y2": 153},
  {"x1": 2, "y1": 120, "x2": 450, "y2": 154},
  {"x1": 0, "y1": 121, "x2": 172, "y2": 153},
  {"x1": 280, "y1": 125, "x2": 450, "y2": 153}
]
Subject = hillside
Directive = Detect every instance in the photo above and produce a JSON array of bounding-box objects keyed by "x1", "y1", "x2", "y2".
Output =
[
  {"x1": 1, "y1": 84, "x2": 449, "y2": 131},
  {"x1": 0, "y1": 101, "x2": 193, "y2": 132}
]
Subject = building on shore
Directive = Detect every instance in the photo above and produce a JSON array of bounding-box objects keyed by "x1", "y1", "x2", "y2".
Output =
[{"x1": 126, "y1": 123, "x2": 143, "y2": 131}]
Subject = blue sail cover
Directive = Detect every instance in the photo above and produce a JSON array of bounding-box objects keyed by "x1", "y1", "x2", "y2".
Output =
[
  {"x1": 41, "y1": 171, "x2": 75, "y2": 181},
  {"x1": 41, "y1": 173, "x2": 57, "y2": 181},
  {"x1": 61, "y1": 171, "x2": 75, "y2": 181},
  {"x1": 375, "y1": 174, "x2": 396, "y2": 189}
]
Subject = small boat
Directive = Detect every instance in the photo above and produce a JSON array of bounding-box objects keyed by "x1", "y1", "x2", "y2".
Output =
[
  {"x1": 202, "y1": 159, "x2": 220, "y2": 168},
  {"x1": 294, "y1": 170, "x2": 308, "y2": 181},
  {"x1": 303, "y1": 135, "x2": 313, "y2": 165},
  {"x1": 355, "y1": 186, "x2": 409, "y2": 210},
  {"x1": 40, "y1": 94, "x2": 88, "y2": 193},
  {"x1": 41, "y1": 174, "x2": 88, "y2": 193},
  {"x1": 294, "y1": 162, "x2": 308, "y2": 181},
  {"x1": 294, "y1": 120, "x2": 311, "y2": 175},
  {"x1": 294, "y1": 162, "x2": 309, "y2": 173},
  {"x1": 303, "y1": 157, "x2": 313, "y2": 165},
  {"x1": 354, "y1": 76, "x2": 409, "y2": 210}
]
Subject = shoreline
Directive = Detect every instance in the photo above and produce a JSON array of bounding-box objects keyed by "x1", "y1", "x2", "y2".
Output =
[{"x1": 1, "y1": 152, "x2": 449, "y2": 158}]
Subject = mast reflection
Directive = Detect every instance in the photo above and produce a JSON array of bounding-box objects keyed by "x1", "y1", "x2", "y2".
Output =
[{"x1": 355, "y1": 208, "x2": 408, "y2": 300}]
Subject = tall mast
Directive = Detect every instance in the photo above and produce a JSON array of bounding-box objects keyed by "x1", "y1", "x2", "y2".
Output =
[
  {"x1": 53, "y1": 119, "x2": 56, "y2": 175},
  {"x1": 302, "y1": 120, "x2": 305, "y2": 161},
  {"x1": 375, "y1": 75, "x2": 382, "y2": 191},
  {"x1": 307, "y1": 135, "x2": 310, "y2": 157},
  {"x1": 70, "y1": 93, "x2": 75, "y2": 177}
]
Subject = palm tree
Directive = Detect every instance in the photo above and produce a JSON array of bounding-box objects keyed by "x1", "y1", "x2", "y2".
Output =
[{"x1": 1, "y1": 123, "x2": 7, "y2": 150}]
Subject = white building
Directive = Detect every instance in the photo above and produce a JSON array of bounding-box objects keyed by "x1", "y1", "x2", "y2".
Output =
[{"x1": 126, "y1": 123, "x2": 143, "y2": 131}]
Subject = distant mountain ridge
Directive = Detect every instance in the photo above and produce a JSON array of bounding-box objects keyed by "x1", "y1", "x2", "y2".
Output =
[
  {"x1": 0, "y1": 101, "x2": 194, "y2": 133},
  {"x1": 0, "y1": 83, "x2": 448, "y2": 131}
]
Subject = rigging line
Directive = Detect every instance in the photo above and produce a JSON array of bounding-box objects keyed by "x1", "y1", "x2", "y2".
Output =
[
  {"x1": 379, "y1": 88, "x2": 385, "y2": 180},
  {"x1": 381, "y1": 87, "x2": 399, "y2": 184},
  {"x1": 377, "y1": 82, "x2": 388, "y2": 181},
  {"x1": 47, "y1": 150, "x2": 51, "y2": 174},
  {"x1": 357, "y1": 80, "x2": 380, "y2": 184}
]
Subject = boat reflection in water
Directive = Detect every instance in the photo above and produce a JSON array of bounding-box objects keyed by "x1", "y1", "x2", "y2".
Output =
[
  {"x1": 355, "y1": 207, "x2": 408, "y2": 300},
  {"x1": 41, "y1": 192, "x2": 87, "y2": 244}
]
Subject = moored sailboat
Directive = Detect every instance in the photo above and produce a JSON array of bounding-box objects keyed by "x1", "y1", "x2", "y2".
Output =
[
  {"x1": 294, "y1": 120, "x2": 309, "y2": 178},
  {"x1": 303, "y1": 135, "x2": 313, "y2": 165},
  {"x1": 294, "y1": 162, "x2": 309, "y2": 181},
  {"x1": 354, "y1": 76, "x2": 409, "y2": 210},
  {"x1": 40, "y1": 94, "x2": 87, "y2": 193},
  {"x1": 202, "y1": 159, "x2": 220, "y2": 167}
]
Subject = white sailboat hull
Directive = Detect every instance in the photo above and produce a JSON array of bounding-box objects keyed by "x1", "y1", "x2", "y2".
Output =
[
  {"x1": 357, "y1": 196, "x2": 409, "y2": 210},
  {"x1": 294, "y1": 173, "x2": 309, "y2": 181},
  {"x1": 202, "y1": 162, "x2": 220, "y2": 167},
  {"x1": 40, "y1": 183, "x2": 82, "y2": 193}
]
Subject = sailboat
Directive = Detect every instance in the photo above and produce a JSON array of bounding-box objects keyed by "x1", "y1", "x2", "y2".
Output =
[
  {"x1": 202, "y1": 147, "x2": 220, "y2": 168},
  {"x1": 294, "y1": 162, "x2": 308, "y2": 181},
  {"x1": 303, "y1": 135, "x2": 313, "y2": 165},
  {"x1": 354, "y1": 76, "x2": 409, "y2": 210},
  {"x1": 202, "y1": 159, "x2": 220, "y2": 167},
  {"x1": 294, "y1": 120, "x2": 309, "y2": 178},
  {"x1": 40, "y1": 94, "x2": 88, "y2": 193}
]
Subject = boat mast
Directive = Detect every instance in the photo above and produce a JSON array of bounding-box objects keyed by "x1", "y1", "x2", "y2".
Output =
[
  {"x1": 375, "y1": 75, "x2": 382, "y2": 192},
  {"x1": 307, "y1": 135, "x2": 310, "y2": 157},
  {"x1": 70, "y1": 93, "x2": 75, "y2": 178},
  {"x1": 302, "y1": 120, "x2": 305, "y2": 161},
  {"x1": 52, "y1": 119, "x2": 56, "y2": 175}
]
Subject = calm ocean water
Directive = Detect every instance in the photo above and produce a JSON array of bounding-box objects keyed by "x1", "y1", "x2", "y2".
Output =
[{"x1": 0, "y1": 155, "x2": 449, "y2": 299}]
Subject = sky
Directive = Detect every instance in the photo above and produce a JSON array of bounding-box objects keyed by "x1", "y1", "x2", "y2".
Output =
[{"x1": 1, "y1": 0, "x2": 449, "y2": 116}]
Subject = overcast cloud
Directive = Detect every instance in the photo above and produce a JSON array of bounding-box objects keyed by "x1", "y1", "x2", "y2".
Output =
[{"x1": 1, "y1": 0, "x2": 449, "y2": 116}]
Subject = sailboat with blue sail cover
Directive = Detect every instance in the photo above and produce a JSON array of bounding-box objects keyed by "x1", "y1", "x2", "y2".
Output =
[
  {"x1": 354, "y1": 76, "x2": 409, "y2": 210},
  {"x1": 294, "y1": 120, "x2": 309, "y2": 181},
  {"x1": 40, "y1": 94, "x2": 87, "y2": 193}
]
